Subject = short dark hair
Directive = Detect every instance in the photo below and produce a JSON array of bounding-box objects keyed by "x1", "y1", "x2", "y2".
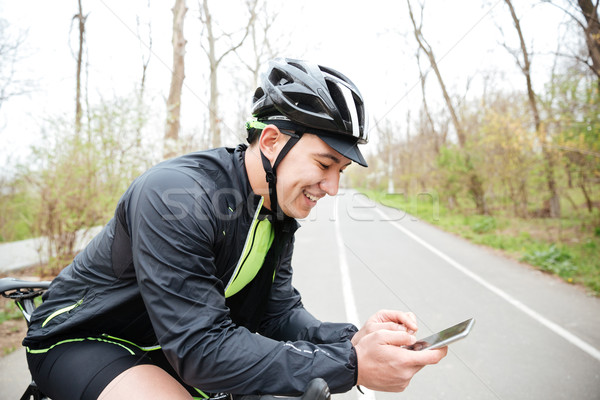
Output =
[{"x1": 245, "y1": 123, "x2": 263, "y2": 145}]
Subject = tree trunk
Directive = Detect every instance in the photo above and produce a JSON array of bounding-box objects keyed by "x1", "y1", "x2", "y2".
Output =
[
  {"x1": 200, "y1": 0, "x2": 258, "y2": 148},
  {"x1": 579, "y1": 170, "x2": 594, "y2": 212},
  {"x1": 74, "y1": 0, "x2": 86, "y2": 136},
  {"x1": 577, "y1": 0, "x2": 600, "y2": 87},
  {"x1": 201, "y1": 0, "x2": 221, "y2": 148},
  {"x1": 164, "y1": 0, "x2": 187, "y2": 158},
  {"x1": 416, "y1": 52, "x2": 441, "y2": 155},
  {"x1": 504, "y1": 0, "x2": 561, "y2": 218}
]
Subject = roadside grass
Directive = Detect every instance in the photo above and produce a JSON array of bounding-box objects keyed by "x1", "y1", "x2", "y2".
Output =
[
  {"x1": 0, "y1": 299, "x2": 21, "y2": 324},
  {"x1": 362, "y1": 190, "x2": 600, "y2": 297},
  {"x1": 0, "y1": 298, "x2": 26, "y2": 356}
]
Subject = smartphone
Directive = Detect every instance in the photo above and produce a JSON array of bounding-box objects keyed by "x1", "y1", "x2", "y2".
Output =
[{"x1": 406, "y1": 318, "x2": 475, "y2": 351}]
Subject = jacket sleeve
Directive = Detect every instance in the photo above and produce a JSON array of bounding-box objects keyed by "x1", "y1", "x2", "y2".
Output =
[
  {"x1": 127, "y1": 168, "x2": 357, "y2": 395},
  {"x1": 258, "y1": 239, "x2": 359, "y2": 345}
]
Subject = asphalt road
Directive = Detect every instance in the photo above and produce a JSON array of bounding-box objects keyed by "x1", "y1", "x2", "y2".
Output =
[
  {"x1": 2, "y1": 190, "x2": 599, "y2": 400},
  {"x1": 292, "y1": 190, "x2": 600, "y2": 400}
]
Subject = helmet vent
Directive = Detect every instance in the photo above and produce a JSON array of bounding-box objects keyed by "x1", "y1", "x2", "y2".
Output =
[
  {"x1": 288, "y1": 92, "x2": 323, "y2": 114},
  {"x1": 325, "y1": 80, "x2": 351, "y2": 124},
  {"x1": 288, "y1": 61, "x2": 307, "y2": 74},
  {"x1": 252, "y1": 87, "x2": 265, "y2": 102},
  {"x1": 268, "y1": 68, "x2": 293, "y2": 86}
]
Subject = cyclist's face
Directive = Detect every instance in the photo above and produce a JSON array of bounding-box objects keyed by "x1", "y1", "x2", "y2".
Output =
[{"x1": 275, "y1": 133, "x2": 351, "y2": 219}]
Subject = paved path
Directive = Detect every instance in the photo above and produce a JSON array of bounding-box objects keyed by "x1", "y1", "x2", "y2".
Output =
[
  {"x1": 291, "y1": 191, "x2": 600, "y2": 399},
  {"x1": 0, "y1": 348, "x2": 28, "y2": 400},
  {"x1": 0, "y1": 227, "x2": 102, "y2": 272}
]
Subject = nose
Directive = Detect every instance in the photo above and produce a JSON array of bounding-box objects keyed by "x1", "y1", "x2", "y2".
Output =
[{"x1": 319, "y1": 171, "x2": 340, "y2": 196}]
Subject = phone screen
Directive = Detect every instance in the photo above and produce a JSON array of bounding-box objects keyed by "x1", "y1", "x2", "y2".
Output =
[{"x1": 406, "y1": 318, "x2": 475, "y2": 351}]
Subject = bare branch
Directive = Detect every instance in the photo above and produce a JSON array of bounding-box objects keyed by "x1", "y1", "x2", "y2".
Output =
[
  {"x1": 74, "y1": 0, "x2": 87, "y2": 136},
  {"x1": 135, "y1": 0, "x2": 153, "y2": 97},
  {"x1": 542, "y1": 0, "x2": 588, "y2": 31},
  {"x1": 406, "y1": 0, "x2": 465, "y2": 146},
  {"x1": 215, "y1": 0, "x2": 258, "y2": 66},
  {"x1": 0, "y1": 21, "x2": 32, "y2": 112},
  {"x1": 198, "y1": 0, "x2": 260, "y2": 147}
]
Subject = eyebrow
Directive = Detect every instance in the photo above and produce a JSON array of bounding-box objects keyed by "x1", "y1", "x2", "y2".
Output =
[{"x1": 314, "y1": 153, "x2": 352, "y2": 167}]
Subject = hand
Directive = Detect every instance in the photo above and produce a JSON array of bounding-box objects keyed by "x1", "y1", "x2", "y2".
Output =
[
  {"x1": 351, "y1": 310, "x2": 418, "y2": 347},
  {"x1": 354, "y1": 329, "x2": 448, "y2": 392}
]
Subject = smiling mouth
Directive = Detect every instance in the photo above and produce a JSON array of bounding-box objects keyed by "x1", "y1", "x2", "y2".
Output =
[{"x1": 303, "y1": 190, "x2": 319, "y2": 202}]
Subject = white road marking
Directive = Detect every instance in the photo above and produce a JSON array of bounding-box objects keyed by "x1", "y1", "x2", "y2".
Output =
[
  {"x1": 373, "y1": 206, "x2": 600, "y2": 363},
  {"x1": 334, "y1": 197, "x2": 377, "y2": 400}
]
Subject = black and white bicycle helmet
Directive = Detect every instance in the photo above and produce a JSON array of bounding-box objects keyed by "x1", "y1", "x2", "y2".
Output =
[{"x1": 247, "y1": 58, "x2": 370, "y2": 218}]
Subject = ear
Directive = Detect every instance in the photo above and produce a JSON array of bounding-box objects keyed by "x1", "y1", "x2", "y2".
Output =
[{"x1": 258, "y1": 125, "x2": 286, "y2": 164}]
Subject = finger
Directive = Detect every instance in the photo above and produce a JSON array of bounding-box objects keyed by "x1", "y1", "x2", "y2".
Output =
[
  {"x1": 378, "y1": 329, "x2": 417, "y2": 347},
  {"x1": 376, "y1": 321, "x2": 409, "y2": 332},
  {"x1": 430, "y1": 346, "x2": 449, "y2": 361},
  {"x1": 376, "y1": 310, "x2": 419, "y2": 332},
  {"x1": 405, "y1": 312, "x2": 417, "y2": 334},
  {"x1": 407, "y1": 346, "x2": 449, "y2": 366}
]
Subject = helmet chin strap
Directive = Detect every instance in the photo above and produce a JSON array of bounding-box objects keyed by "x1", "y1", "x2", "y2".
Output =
[{"x1": 259, "y1": 134, "x2": 301, "y2": 220}]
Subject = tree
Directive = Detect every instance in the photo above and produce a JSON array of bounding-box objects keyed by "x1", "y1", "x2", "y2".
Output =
[
  {"x1": 545, "y1": 0, "x2": 600, "y2": 88},
  {"x1": 577, "y1": 0, "x2": 600, "y2": 85},
  {"x1": 406, "y1": 0, "x2": 487, "y2": 214},
  {"x1": 71, "y1": 0, "x2": 87, "y2": 136},
  {"x1": 416, "y1": 51, "x2": 446, "y2": 155},
  {"x1": 198, "y1": 0, "x2": 257, "y2": 148},
  {"x1": 543, "y1": 65, "x2": 600, "y2": 214},
  {"x1": 165, "y1": 0, "x2": 187, "y2": 158},
  {"x1": 502, "y1": 0, "x2": 561, "y2": 217}
]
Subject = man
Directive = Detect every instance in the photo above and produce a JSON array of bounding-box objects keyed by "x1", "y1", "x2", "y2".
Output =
[{"x1": 24, "y1": 58, "x2": 447, "y2": 400}]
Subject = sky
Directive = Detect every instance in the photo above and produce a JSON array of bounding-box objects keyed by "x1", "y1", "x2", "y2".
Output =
[{"x1": 0, "y1": 0, "x2": 572, "y2": 172}]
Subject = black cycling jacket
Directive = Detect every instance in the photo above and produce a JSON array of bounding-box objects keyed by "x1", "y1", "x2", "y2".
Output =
[{"x1": 24, "y1": 145, "x2": 358, "y2": 395}]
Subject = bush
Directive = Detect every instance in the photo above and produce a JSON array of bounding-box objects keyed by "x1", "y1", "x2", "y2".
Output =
[
  {"x1": 0, "y1": 181, "x2": 35, "y2": 242},
  {"x1": 470, "y1": 216, "x2": 497, "y2": 234},
  {"x1": 23, "y1": 94, "x2": 155, "y2": 275},
  {"x1": 521, "y1": 245, "x2": 578, "y2": 278}
]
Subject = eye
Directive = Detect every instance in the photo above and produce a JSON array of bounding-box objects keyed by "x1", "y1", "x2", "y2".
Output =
[{"x1": 318, "y1": 161, "x2": 330, "y2": 170}]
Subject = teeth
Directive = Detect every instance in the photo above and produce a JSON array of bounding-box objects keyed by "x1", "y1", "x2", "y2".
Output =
[{"x1": 304, "y1": 191, "x2": 318, "y2": 201}]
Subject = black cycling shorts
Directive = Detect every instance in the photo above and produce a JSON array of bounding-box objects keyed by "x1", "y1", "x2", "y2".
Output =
[{"x1": 26, "y1": 336, "x2": 199, "y2": 400}]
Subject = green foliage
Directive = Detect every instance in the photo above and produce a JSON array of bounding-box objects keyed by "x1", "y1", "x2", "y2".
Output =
[
  {"x1": 543, "y1": 67, "x2": 600, "y2": 213},
  {"x1": 521, "y1": 245, "x2": 577, "y2": 278},
  {"x1": 435, "y1": 146, "x2": 470, "y2": 203},
  {"x1": 0, "y1": 301, "x2": 21, "y2": 324},
  {"x1": 470, "y1": 216, "x2": 497, "y2": 234},
  {"x1": 20, "y1": 93, "x2": 154, "y2": 275},
  {"x1": 367, "y1": 190, "x2": 442, "y2": 222},
  {"x1": 0, "y1": 185, "x2": 36, "y2": 242}
]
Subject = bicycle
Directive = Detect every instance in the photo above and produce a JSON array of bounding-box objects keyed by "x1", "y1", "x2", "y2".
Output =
[{"x1": 0, "y1": 277, "x2": 332, "y2": 400}]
